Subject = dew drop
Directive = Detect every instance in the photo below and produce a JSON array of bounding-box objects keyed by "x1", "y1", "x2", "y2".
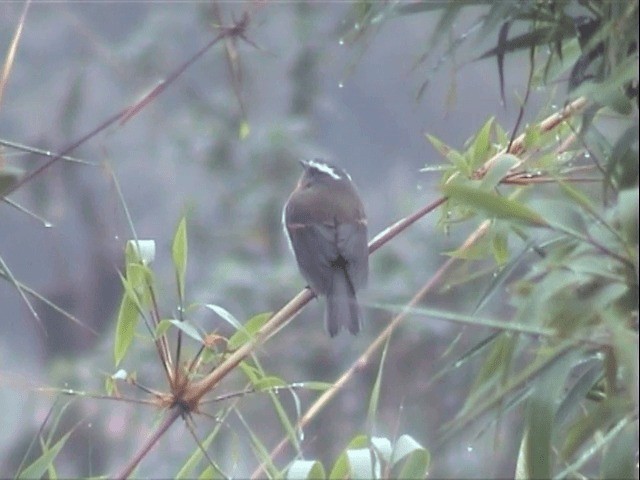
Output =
[
  {"x1": 467, "y1": 445, "x2": 474, "y2": 452},
  {"x1": 339, "y1": 38, "x2": 345, "y2": 46},
  {"x1": 43, "y1": 222, "x2": 53, "y2": 228},
  {"x1": 338, "y1": 82, "x2": 344, "y2": 89}
]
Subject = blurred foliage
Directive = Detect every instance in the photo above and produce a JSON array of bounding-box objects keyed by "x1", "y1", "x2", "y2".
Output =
[{"x1": 341, "y1": 0, "x2": 639, "y2": 478}]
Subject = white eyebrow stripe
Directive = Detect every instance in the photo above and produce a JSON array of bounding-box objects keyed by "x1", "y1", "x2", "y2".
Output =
[{"x1": 308, "y1": 159, "x2": 341, "y2": 180}]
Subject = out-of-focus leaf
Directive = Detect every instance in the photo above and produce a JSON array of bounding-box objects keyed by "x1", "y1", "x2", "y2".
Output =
[
  {"x1": 471, "y1": 117, "x2": 496, "y2": 168},
  {"x1": 391, "y1": 434, "x2": 428, "y2": 465},
  {"x1": 476, "y1": 26, "x2": 572, "y2": 60},
  {"x1": 114, "y1": 275, "x2": 142, "y2": 367},
  {"x1": 204, "y1": 303, "x2": 242, "y2": 331},
  {"x1": 292, "y1": 381, "x2": 333, "y2": 391},
  {"x1": 607, "y1": 125, "x2": 639, "y2": 191},
  {"x1": 524, "y1": 350, "x2": 578, "y2": 480},
  {"x1": 428, "y1": 3, "x2": 465, "y2": 51},
  {"x1": 253, "y1": 376, "x2": 287, "y2": 391},
  {"x1": 528, "y1": 199, "x2": 587, "y2": 237},
  {"x1": 475, "y1": 238, "x2": 534, "y2": 313},
  {"x1": 561, "y1": 397, "x2": 628, "y2": 459},
  {"x1": 126, "y1": 239, "x2": 156, "y2": 265},
  {"x1": 392, "y1": 0, "x2": 480, "y2": 16},
  {"x1": 172, "y1": 216, "x2": 188, "y2": 300},
  {"x1": 442, "y1": 342, "x2": 573, "y2": 442},
  {"x1": 167, "y1": 318, "x2": 203, "y2": 343},
  {"x1": 467, "y1": 333, "x2": 517, "y2": 406},
  {"x1": 573, "y1": 55, "x2": 638, "y2": 114},
  {"x1": 367, "y1": 335, "x2": 390, "y2": 429},
  {"x1": 235, "y1": 409, "x2": 278, "y2": 478},
  {"x1": 371, "y1": 436, "x2": 392, "y2": 463},
  {"x1": 18, "y1": 430, "x2": 72, "y2": 479},
  {"x1": 286, "y1": 460, "x2": 325, "y2": 480},
  {"x1": 176, "y1": 406, "x2": 232, "y2": 479},
  {"x1": 329, "y1": 435, "x2": 369, "y2": 480},
  {"x1": 427, "y1": 134, "x2": 470, "y2": 175},
  {"x1": 394, "y1": 446, "x2": 430, "y2": 479},
  {"x1": 0, "y1": 165, "x2": 23, "y2": 196},
  {"x1": 346, "y1": 448, "x2": 374, "y2": 480},
  {"x1": 480, "y1": 153, "x2": 520, "y2": 189},
  {"x1": 615, "y1": 188, "x2": 639, "y2": 243},
  {"x1": 600, "y1": 422, "x2": 637, "y2": 480},
  {"x1": 556, "y1": 360, "x2": 603, "y2": 424},
  {"x1": 496, "y1": 21, "x2": 511, "y2": 105},
  {"x1": 239, "y1": 120, "x2": 250, "y2": 140}
]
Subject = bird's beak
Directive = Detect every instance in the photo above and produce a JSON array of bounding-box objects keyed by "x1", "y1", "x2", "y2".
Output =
[{"x1": 298, "y1": 159, "x2": 310, "y2": 171}]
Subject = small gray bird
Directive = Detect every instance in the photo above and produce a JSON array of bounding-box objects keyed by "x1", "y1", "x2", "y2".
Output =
[{"x1": 283, "y1": 159, "x2": 368, "y2": 337}]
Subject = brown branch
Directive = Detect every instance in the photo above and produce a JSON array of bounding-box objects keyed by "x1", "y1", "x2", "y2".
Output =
[
  {"x1": 251, "y1": 252, "x2": 467, "y2": 478},
  {"x1": 473, "y1": 96, "x2": 588, "y2": 179},
  {"x1": 2, "y1": 14, "x2": 251, "y2": 198},
  {"x1": 115, "y1": 407, "x2": 182, "y2": 480}
]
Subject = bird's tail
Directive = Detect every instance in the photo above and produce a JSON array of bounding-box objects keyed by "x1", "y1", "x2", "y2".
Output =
[{"x1": 325, "y1": 270, "x2": 361, "y2": 337}]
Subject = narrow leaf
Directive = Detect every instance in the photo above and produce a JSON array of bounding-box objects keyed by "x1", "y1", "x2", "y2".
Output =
[
  {"x1": 443, "y1": 183, "x2": 549, "y2": 227},
  {"x1": 18, "y1": 430, "x2": 72, "y2": 479},
  {"x1": 172, "y1": 216, "x2": 188, "y2": 300}
]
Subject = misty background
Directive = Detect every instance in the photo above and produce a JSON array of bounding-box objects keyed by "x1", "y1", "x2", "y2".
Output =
[{"x1": 1, "y1": 3, "x2": 547, "y2": 477}]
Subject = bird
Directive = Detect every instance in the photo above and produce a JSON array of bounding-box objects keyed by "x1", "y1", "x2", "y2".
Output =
[{"x1": 283, "y1": 159, "x2": 368, "y2": 337}]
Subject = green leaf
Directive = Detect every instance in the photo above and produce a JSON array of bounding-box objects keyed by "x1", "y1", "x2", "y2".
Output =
[
  {"x1": 615, "y1": 188, "x2": 639, "y2": 244},
  {"x1": 18, "y1": 430, "x2": 72, "y2": 479},
  {"x1": 391, "y1": 434, "x2": 426, "y2": 464},
  {"x1": 126, "y1": 239, "x2": 156, "y2": 265},
  {"x1": 607, "y1": 125, "x2": 639, "y2": 190},
  {"x1": 490, "y1": 229, "x2": 509, "y2": 266},
  {"x1": 480, "y1": 153, "x2": 520, "y2": 189},
  {"x1": 176, "y1": 406, "x2": 233, "y2": 479},
  {"x1": 227, "y1": 312, "x2": 271, "y2": 350},
  {"x1": 471, "y1": 117, "x2": 495, "y2": 168},
  {"x1": 442, "y1": 183, "x2": 549, "y2": 227},
  {"x1": 239, "y1": 121, "x2": 251, "y2": 140},
  {"x1": 167, "y1": 319, "x2": 203, "y2": 343},
  {"x1": 330, "y1": 435, "x2": 369, "y2": 480},
  {"x1": 172, "y1": 216, "x2": 188, "y2": 301},
  {"x1": 346, "y1": 448, "x2": 374, "y2": 480},
  {"x1": 601, "y1": 422, "x2": 637, "y2": 480},
  {"x1": 561, "y1": 397, "x2": 627, "y2": 459},
  {"x1": 391, "y1": 435, "x2": 430, "y2": 478},
  {"x1": 286, "y1": 460, "x2": 326, "y2": 480},
  {"x1": 524, "y1": 350, "x2": 577, "y2": 480},
  {"x1": 371, "y1": 436, "x2": 392, "y2": 463},
  {"x1": 426, "y1": 134, "x2": 470, "y2": 175},
  {"x1": 394, "y1": 449, "x2": 430, "y2": 479},
  {"x1": 114, "y1": 277, "x2": 142, "y2": 367},
  {"x1": 367, "y1": 336, "x2": 390, "y2": 430},
  {"x1": 204, "y1": 303, "x2": 242, "y2": 331},
  {"x1": 0, "y1": 165, "x2": 23, "y2": 196},
  {"x1": 155, "y1": 318, "x2": 173, "y2": 338},
  {"x1": 557, "y1": 179, "x2": 603, "y2": 223},
  {"x1": 291, "y1": 381, "x2": 333, "y2": 391},
  {"x1": 476, "y1": 26, "x2": 572, "y2": 60},
  {"x1": 253, "y1": 376, "x2": 288, "y2": 391},
  {"x1": 467, "y1": 333, "x2": 517, "y2": 405}
]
